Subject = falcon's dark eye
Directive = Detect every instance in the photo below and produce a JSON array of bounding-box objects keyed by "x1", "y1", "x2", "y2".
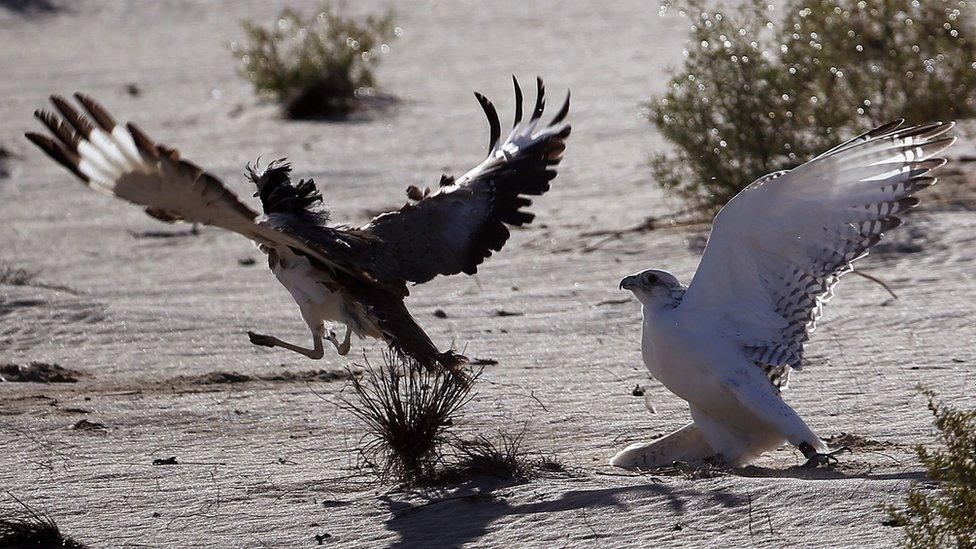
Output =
[{"x1": 645, "y1": 274, "x2": 658, "y2": 284}]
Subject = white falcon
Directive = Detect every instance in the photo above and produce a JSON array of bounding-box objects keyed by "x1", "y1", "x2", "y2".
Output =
[{"x1": 612, "y1": 120, "x2": 954, "y2": 468}]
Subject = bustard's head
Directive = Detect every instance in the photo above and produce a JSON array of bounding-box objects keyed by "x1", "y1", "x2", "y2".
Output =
[
  {"x1": 619, "y1": 269, "x2": 684, "y2": 307},
  {"x1": 245, "y1": 158, "x2": 329, "y2": 222}
]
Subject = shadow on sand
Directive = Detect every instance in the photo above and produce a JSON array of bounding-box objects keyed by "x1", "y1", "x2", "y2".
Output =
[
  {"x1": 381, "y1": 477, "x2": 747, "y2": 548},
  {"x1": 733, "y1": 465, "x2": 928, "y2": 482},
  {"x1": 0, "y1": 0, "x2": 60, "y2": 13}
]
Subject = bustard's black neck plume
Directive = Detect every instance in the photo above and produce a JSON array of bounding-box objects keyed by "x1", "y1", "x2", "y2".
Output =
[{"x1": 246, "y1": 158, "x2": 329, "y2": 222}]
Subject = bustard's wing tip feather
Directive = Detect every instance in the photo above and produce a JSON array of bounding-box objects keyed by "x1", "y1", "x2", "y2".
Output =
[
  {"x1": 531, "y1": 76, "x2": 545, "y2": 121},
  {"x1": 511, "y1": 75, "x2": 523, "y2": 127},
  {"x1": 125, "y1": 121, "x2": 157, "y2": 156},
  {"x1": 474, "y1": 91, "x2": 501, "y2": 152},
  {"x1": 550, "y1": 89, "x2": 570, "y2": 126},
  {"x1": 25, "y1": 131, "x2": 89, "y2": 183},
  {"x1": 73, "y1": 92, "x2": 117, "y2": 131},
  {"x1": 50, "y1": 94, "x2": 93, "y2": 138},
  {"x1": 34, "y1": 109, "x2": 79, "y2": 148}
]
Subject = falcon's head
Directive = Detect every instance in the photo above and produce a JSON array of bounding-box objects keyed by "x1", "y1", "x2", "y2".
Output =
[{"x1": 619, "y1": 269, "x2": 684, "y2": 307}]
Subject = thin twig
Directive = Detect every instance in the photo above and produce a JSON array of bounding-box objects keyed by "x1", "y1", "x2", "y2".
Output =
[
  {"x1": 579, "y1": 213, "x2": 708, "y2": 254},
  {"x1": 852, "y1": 269, "x2": 898, "y2": 299}
]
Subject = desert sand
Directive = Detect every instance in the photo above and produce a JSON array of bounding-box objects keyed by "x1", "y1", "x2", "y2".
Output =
[{"x1": 1, "y1": 1, "x2": 975, "y2": 547}]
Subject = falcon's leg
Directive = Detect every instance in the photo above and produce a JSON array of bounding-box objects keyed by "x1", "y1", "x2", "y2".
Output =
[
  {"x1": 799, "y1": 443, "x2": 851, "y2": 468},
  {"x1": 325, "y1": 326, "x2": 352, "y2": 356},
  {"x1": 718, "y1": 367, "x2": 829, "y2": 461},
  {"x1": 689, "y1": 406, "x2": 784, "y2": 466},
  {"x1": 247, "y1": 323, "x2": 325, "y2": 360}
]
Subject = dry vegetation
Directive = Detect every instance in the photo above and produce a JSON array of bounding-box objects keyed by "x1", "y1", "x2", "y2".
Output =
[
  {"x1": 343, "y1": 353, "x2": 478, "y2": 483},
  {"x1": 650, "y1": 0, "x2": 976, "y2": 214},
  {"x1": 232, "y1": 2, "x2": 397, "y2": 119},
  {"x1": 0, "y1": 497, "x2": 88, "y2": 549},
  {"x1": 0, "y1": 265, "x2": 36, "y2": 286},
  {"x1": 887, "y1": 391, "x2": 976, "y2": 548},
  {"x1": 343, "y1": 354, "x2": 570, "y2": 487}
]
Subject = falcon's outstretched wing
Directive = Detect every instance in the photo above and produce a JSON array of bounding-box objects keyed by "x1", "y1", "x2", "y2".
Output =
[
  {"x1": 26, "y1": 94, "x2": 380, "y2": 285},
  {"x1": 680, "y1": 120, "x2": 955, "y2": 378},
  {"x1": 360, "y1": 77, "x2": 571, "y2": 284}
]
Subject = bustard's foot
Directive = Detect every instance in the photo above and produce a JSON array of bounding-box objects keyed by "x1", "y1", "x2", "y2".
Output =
[
  {"x1": 325, "y1": 329, "x2": 351, "y2": 356},
  {"x1": 799, "y1": 442, "x2": 850, "y2": 468},
  {"x1": 247, "y1": 331, "x2": 276, "y2": 348},
  {"x1": 324, "y1": 331, "x2": 351, "y2": 356}
]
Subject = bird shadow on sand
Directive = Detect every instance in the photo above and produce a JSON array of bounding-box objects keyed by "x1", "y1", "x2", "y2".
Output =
[
  {"x1": 380, "y1": 476, "x2": 746, "y2": 548},
  {"x1": 0, "y1": 0, "x2": 61, "y2": 14},
  {"x1": 732, "y1": 465, "x2": 927, "y2": 482}
]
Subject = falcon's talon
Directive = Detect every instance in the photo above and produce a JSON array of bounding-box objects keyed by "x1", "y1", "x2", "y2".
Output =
[{"x1": 801, "y1": 446, "x2": 850, "y2": 468}]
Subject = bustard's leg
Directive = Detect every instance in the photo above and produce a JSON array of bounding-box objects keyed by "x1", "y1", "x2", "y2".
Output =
[
  {"x1": 325, "y1": 326, "x2": 352, "y2": 356},
  {"x1": 247, "y1": 323, "x2": 325, "y2": 360}
]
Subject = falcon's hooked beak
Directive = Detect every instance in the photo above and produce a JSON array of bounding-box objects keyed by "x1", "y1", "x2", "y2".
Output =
[{"x1": 619, "y1": 275, "x2": 639, "y2": 291}]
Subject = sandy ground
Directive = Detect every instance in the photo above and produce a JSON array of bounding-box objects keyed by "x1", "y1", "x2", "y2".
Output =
[{"x1": 1, "y1": 1, "x2": 975, "y2": 547}]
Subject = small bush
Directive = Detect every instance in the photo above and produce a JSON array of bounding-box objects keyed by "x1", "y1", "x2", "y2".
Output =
[
  {"x1": 783, "y1": 1, "x2": 976, "y2": 127},
  {"x1": 0, "y1": 265, "x2": 35, "y2": 286},
  {"x1": 232, "y1": 3, "x2": 397, "y2": 119},
  {"x1": 435, "y1": 433, "x2": 572, "y2": 484},
  {"x1": 0, "y1": 147, "x2": 11, "y2": 179},
  {"x1": 650, "y1": 0, "x2": 976, "y2": 214},
  {"x1": 0, "y1": 498, "x2": 88, "y2": 549},
  {"x1": 887, "y1": 391, "x2": 976, "y2": 548},
  {"x1": 343, "y1": 352, "x2": 477, "y2": 483},
  {"x1": 451, "y1": 433, "x2": 529, "y2": 480}
]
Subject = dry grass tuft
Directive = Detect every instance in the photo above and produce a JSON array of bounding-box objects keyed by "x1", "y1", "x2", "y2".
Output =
[
  {"x1": 451, "y1": 433, "x2": 529, "y2": 480},
  {"x1": 432, "y1": 432, "x2": 574, "y2": 484},
  {"x1": 0, "y1": 265, "x2": 36, "y2": 286},
  {"x1": 0, "y1": 496, "x2": 88, "y2": 549},
  {"x1": 343, "y1": 352, "x2": 477, "y2": 483}
]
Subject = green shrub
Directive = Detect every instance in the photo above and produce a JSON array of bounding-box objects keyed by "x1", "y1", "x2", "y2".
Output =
[
  {"x1": 232, "y1": 4, "x2": 397, "y2": 119},
  {"x1": 650, "y1": 0, "x2": 976, "y2": 214},
  {"x1": 783, "y1": 1, "x2": 976, "y2": 127},
  {"x1": 887, "y1": 391, "x2": 976, "y2": 548}
]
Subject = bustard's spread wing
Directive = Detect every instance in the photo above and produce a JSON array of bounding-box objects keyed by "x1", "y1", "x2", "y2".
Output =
[
  {"x1": 26, "y1": 94, "x2": 380, "y2": 285},
  {"x1": 680, "y1": 120, "x2": 955, "y2": 383},
  {"x1": 359, "y1": 77, "x2": 570, "y2": 284}
]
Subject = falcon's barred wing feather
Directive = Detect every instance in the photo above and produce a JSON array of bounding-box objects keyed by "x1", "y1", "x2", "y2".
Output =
[
  {"x1": 681, "y1": 120, "x2": 955, "y2": 379},
  {"x1": 26, "y1": 94, "x2": 381, "y2": 285},
  {"x1": 360, "y1": 77, "x2": 571, "y2": 284}
]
